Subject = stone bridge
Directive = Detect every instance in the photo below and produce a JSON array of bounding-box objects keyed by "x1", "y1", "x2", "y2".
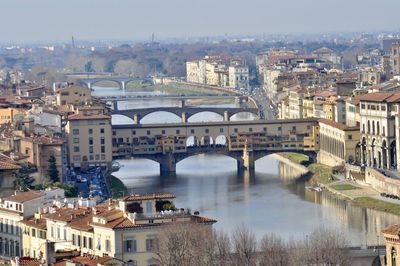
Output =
[
  {"x1": 111, "y1": 118, "x2": 319, "y2": 174},
  {"x1": 79, "y1": 76, "x2": 154, "y2": 90},
  {"x1": 112, "y1": 106, "x2": 260, "y2": 123}
]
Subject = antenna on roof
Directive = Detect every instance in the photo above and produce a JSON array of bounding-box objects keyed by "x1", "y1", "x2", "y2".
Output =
[{"x1": 72, "y1": 36, "x2": 76, "y2": 49}]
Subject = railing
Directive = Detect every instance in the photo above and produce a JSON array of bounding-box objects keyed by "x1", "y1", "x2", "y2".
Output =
[{"x1": 128, "y1": 210, "x2": 191, "y2": 220}]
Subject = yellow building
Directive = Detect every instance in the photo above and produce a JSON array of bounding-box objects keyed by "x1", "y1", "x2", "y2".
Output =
[
  {"x1": 66, "y1": 113, "x2": 112, "y2": 170},
  {"x1": 318, "y1": 118, "x2": 360, "y2": 167},
  {"x1": 56, "y1": 85, "x2": 92, "y2": 107},
  {"x1": 383, "y1": 224, "x2": 400, "y2": 266},
  {"x1": 0, "y1": 107, "x2": 27, "y2": 124}
]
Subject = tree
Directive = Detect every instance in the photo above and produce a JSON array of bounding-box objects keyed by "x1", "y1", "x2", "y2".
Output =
[
  {"x1": 13, "y1": 164, "x2": 35, "y2": 191},
  {"x1": 84, "y1": 61, "x2": 94, "y2": 72},
  {"x1": 259, "y1": 233, "x2": 290, "y2": 266},
  {"x1": 46, "y1": 154, "x2": 59, "y2": 183},
  {"x1": 231, "y1": 225, "x2": 257, "y2": 266}
]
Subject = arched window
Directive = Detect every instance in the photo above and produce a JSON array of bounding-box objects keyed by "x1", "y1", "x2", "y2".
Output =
[
  {"x1": 372, "y1": 121, "x2": 375, "y2": 135},
  {"x1": 367, "y1": 120, "x2": 371, "y2": 133},
  {"x1": 377, "y1": 121, "x2": 380, "y2": 135}
]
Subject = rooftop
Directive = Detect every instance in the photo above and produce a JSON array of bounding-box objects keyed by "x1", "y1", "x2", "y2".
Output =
[
  {"x1": 3, "y1": 191, "x2": 43, "y2": 203},
  {"x1": 318, "y1": 118, "x2": 359, "y2": 131},
  {"x1": 382, "y1": 224, "x2": 400, "y2": 236},
  {"x1": 358, "y1": 92, "x2": 400, "y2": 103},
  {"x1": 121, "y1": 193, "x2": 176, "y2": 201},
  {"x1": 68, "y1": 113, "x2": 111, "y2": 121}
]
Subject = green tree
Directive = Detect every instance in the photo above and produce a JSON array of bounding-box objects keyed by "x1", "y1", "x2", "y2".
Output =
[
  {"x1": 46, "y1": 155, "x2": 59, "y2": 183},
  {"x1": 13, "y1": 164, "x2": 35, "y2": 191},
  {"x1": 84, "y1": 61, "x2": 94, "y2": 72}
]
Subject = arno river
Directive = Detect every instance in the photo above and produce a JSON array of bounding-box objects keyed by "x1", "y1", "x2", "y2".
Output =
[{"x1": 95, "y1": 86, "x2": 399, "y2": 246}]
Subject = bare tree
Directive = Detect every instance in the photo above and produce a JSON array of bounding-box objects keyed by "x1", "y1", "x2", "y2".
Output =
[
  {"x1": 231, "y1": 225, "x2": 258, "y2": 266},
  {"x1": 259, "y1": 233, "x2": 290, "y2": 266}
]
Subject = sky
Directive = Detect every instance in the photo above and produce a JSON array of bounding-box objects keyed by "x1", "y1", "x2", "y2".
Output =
[{"x1": 1, "y1": 0, "x2": 400, "y2": 43}]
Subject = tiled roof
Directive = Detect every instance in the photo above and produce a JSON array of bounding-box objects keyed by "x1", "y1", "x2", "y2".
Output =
[
  {"x1": 3, "y1": 191, "x2": 43, "y2": 203},
  {"x1": 121, "y1": 193, "x2": 176, "y2": 201},
  {"x1": 22, "y1": 135, "x2": 64, "y2": 145},
  {"x1": 0, "y1": 160, "x2": 20, "y2": 170},
  {"x1": 21, "y1": 217, "x2": 47, "y2": 230},
  {"x1": 318, "y1": 118, "x2": 359, "y2": 131},
  {"x1": 68, "y1": 113, "x2": 111, "y2": 121},
  {"x1": 69, "y1": 213, "x2": 93, "y2": 231},
  {"x1": 382, "y1": 224, "x2": 400, "y2": 235},
  {"x1": 358, "y1": 92, "x2": 400, "y2": 103},
  {"x1": 54, "y1": 255, "x2": 117, "y2": 266},
  {"x1": 45, "y1": 208, "x2": 91, "y2": 222},
  {"x1": 17, "y1": 257, "x2": 42, "y2": 266}
]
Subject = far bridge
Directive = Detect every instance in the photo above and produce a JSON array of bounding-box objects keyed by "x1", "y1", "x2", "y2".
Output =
[
  {"x1": 112, "y1": 105, "x2": 260, "y2": 124},
  {"x1": 79, "y1": 76, "x2": 154, "y2": 90},
  {"x1": 111, "y1": 118, "x2": 319, "y2": 174}
]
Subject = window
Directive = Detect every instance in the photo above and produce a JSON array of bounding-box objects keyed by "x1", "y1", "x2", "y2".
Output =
[
  {"x1": 88, "y1": 129, "x2": 93, "y2": 134},
  {"x1": 95, "y1": 154, "x2": 100, "y2": 160},
  {"x1": 147, "y1": 130, "x2": 151, "y2": 135},
  {"x1": 249, "y1": 128, "x2": 253, "y2": 132},
  {"x1": 190, "y1": 129, "x2": 195, "y2": 134},
  {"x1": 124, "y1": 239, "x2": 137, "y2": 253},
  {"x1": 162, "y1": 130, "x2": 165, "y2": 134},
  {"x1": 220, "y1": 128, "x2": 224, "y2": 133},
  {"x1": 176, "y1": 130, "x2": 180, "y2": 134},
  {"x1": 348, "y1": 135, "x2": 352, "y2": 140},
  {"x1": 83, "y1": 236, "x2": 87, "y2": 248},
  {"x1": 132, "y1": 130, "x2": 136, "y2": 135},
  {"x1": 101, "y1": 146, "x2": 105, "y2": 153},
  {"x1": 112, "y1": 131, "x2": 116, "y2": 136},
  {"x1": 146, "y1": 238, "x2": 158, "y2": 252},
  {"x1": 89, "y1": 146, "x2": 93, "y2": 154},
  {"x1": 100, "y1": 128, "x2": 105, "y2": 134},
  {"x1": 263, "y1": 127, "x2": 267, "y2": 132},
  {"x1": 89, "y1": 238, "x2": 93, "y2": 249},
  {"x1": 72, "y1": 234, "x2": 76, "y2": 245},
  {"x1": 105, "y1": 238, "x2": 111, "y2": 252},
  {"x1": 205, "y1": 129, "x2": 209, "y2": 134},
  {"x1": 73, "y1": 129, "x2": 79, "y2": 135},
  {"x1": 101, "y1": 138, "x2": 105, "y2": 145},
  {"x1": 234, "y1": 128, "x2": 238, "y2": 133},
  {"x1": 292, "y1": 126, "x2": 296, "y2": 130},
  {"x1": 32, "y1": 229, "x2": 36, "y2": 237},
  {"x1": 73, "y1": 155, "x2": 81, "y2": 161},
  {"x1": 89, "y1": 137, "x2": 93, "y2": 145},
  {"x1": 73, "y1": 138, "x2": 79, "y2": 143},
  {"x1": 74, "y1": 146, "x2": 80, "y2": 152}
]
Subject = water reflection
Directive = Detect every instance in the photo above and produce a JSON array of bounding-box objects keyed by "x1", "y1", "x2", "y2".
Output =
[{"x1": 115, "y1": 155, "x2": 400, "y2": 245}]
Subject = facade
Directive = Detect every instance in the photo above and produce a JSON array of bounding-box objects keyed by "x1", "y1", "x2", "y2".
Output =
[
  {"x1": 56, "y1": 85, "x2": 92, "y2": 107},
  {"x1": 359, "y1": 92, "x2": 400, "y2": 169},
  {"x1": 382, "y1": 224, "x2": 400, "y2": 266},
  {"x1": 318, "y1": 118, "x2": 360, "y2": 166},
  {"x1": 0, "y1": 107, "x2": 27, "y2": 124},
  {"x1": 19, "y1": 136, "x2": 64, "y2": 178},
  {"x1": 0, "y1": 190, "x2": 64, "y2": 260},
  {"x1": 334, "y1": 98, "x2": 347, "y2": 124},
  {"x1": 392, "y1": 42, "x2": 400, "y2": 76},
  {"x1": 288, "y1": 88, "x2": 304, "y2": 119},
  {"x1": 65, "y1": 113, "x2": 112, "y2": 170},
  {"x1": 228, "y1": 64, "x2": 249, "y2": 89}
]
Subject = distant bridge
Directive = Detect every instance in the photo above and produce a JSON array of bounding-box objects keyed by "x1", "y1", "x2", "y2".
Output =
[
  {"x1": 79, "y1": 76, "x2": 154, "y2": 90},
  {"x1": 111, "y1": 118, "x2": 319, "y2": 173},
  {"x1": 112, "y1": 106, "x2": 260, "y2": 124}
]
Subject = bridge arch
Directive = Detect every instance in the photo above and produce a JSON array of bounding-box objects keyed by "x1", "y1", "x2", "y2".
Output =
[
  {"x1": 230, "y1": 111, "x2": 258, "y2": 121},
  {"x1": 140, "y1": 111, "x2": 182, "y2": 124},
  {"x1": 111, "y1": 114, "x2": 135, "y2": 125},
  {"x1": 187, "y1": 111, "x2": 224, "y2": 123},
  {"x1": 90, "y1": 79, "x2": 122, "y2": 89}
]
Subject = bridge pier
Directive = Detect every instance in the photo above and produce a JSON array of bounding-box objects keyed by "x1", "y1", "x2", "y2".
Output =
[
  {"x1": 159, "y1": 153, "x2": 176, "y2": 173},
  {"x1": 242, "y1": 150, "x2": 255, "y2": 170},
  {"x1": 113, "y1": 101, "x2": 118, "y2": 111},
  {"x1": 121, "y1": 81, "x2": 126, "y2": 90},
  {"x1": 133, "y1": 114, "x2": 140, "y2": 124},
  {"x1": 224, "y1": 111, "x2": 230, "y2": 122},
  {"x1": 87, "y1": 82, "x2": 92, "y2": 89},
  {"x1": 178, "y1": 99, "x2": 185, "y2": 108},
  {"x1": 181, "y1": 112, "x2": 187, "y2": 123}
]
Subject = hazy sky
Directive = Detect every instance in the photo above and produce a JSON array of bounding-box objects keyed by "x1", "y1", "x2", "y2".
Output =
[{"x1": 1, "y1": 0, "x2": 400, "y2": 43}]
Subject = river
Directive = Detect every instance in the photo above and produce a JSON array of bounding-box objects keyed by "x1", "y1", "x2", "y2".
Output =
[{"x1": 95, "y1": 86, "x2": 400, "y2": 246}]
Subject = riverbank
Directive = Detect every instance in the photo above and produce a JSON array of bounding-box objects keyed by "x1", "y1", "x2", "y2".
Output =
[
  {"x1": 277, "y1": 152, "x2": 400, "y2": 216},
  {"x1": 109, "y1": 174, "x2": 128, "y2": 198}
]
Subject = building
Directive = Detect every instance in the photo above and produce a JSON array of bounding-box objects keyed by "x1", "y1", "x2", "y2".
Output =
[
  {"x1": 382, "y1": 224, "x2": 400, "y2": 266},
  {"x1": 318, "y1": 118, "x2": 360, "y2": 167},
  {"x1": 0, "y1": 107, "x2": 27, "y2": 124},
  {"x1": 228, "y1": 63, "x2": 249, "y2": 89},
  {"x1": 65, "y1": 113, "x2": 112, "y2": 170},
  {"x1": 334, "y1": 98, "x2": 347, "y2": 124},
  {"x1": 359, "y1": 92, "x2": 400, "y2": 169},
  {"x1": 288, "y1": 87, "x2": 305, "y2": 119},
  {"x1": 56, "y1": 85, "x2": 92, "y2": 107},
  {"x1": 0, "y1": 189, "x2": 64, "y2": 260},
  {"x1": 392, "y1": 42, "x2": 400, "y2": 76},
  {"x1": 21, "y1": 193, "x2": 216, "y2": 266},
  {"x1": 19, "y1": 135, "x2": 64, "y2": 179}
]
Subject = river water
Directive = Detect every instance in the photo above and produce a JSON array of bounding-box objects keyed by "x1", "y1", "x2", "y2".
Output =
[{"x1": 94, "y1": 86, "x2": 399, "y2": 246}]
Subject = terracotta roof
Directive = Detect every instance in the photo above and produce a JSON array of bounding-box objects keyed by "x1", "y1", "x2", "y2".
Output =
[
  {"x1": 3, "y1": 191, "x2": 43, "y2": 203},
  {"x1": 318, "y1": 118, "x2": 359, "y2": 131},
  {"x1": 0, "y1": 160, "x2": 20, "y2": 170},
  {"x1": 22, "y1": 135, "x2": 64, "y2": 145},
  {"x1": 17, "y1": 257, "x2": 42, "y2": 266},
  {"x1": 69, "y1": 213, "x2": 93, "y2": 231},
  {"x1": 68, "y1": 113, "x2": 111, "y2": 121},
  {"x1": 121, "y1": 193, "x2": 176, "y2": 201},
  {"x1": 382, "y1": 224, "x2": 400, "y2": 235},
  {"x1": 21, "y1": 217, "x2": 47, "y2": 230},
  {"x1": 358, "y1": 92, "x2": 400, "y2": 103},
  {"x1": 45, "y1": 208, "x2": 91, "y2": 223},
  {"x1": 54, "y1": 255, "x2": 118, "y2": 266}
]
